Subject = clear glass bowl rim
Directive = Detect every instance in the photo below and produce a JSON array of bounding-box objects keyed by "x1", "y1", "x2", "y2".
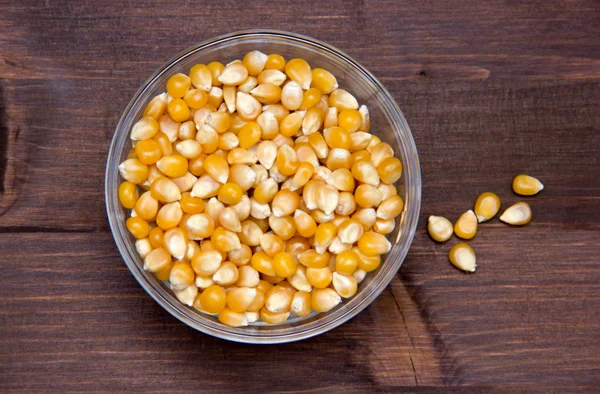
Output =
[{"x1": 105, "y1": 29, "x2": 421, "y2": 344}]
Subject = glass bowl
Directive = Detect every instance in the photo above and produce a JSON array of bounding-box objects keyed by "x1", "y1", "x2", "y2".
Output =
[{"x1": 105, "y1": 30, "x2": 421, "y2": 344}]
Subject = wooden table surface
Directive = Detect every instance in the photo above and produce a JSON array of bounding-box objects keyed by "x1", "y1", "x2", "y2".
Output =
[{"x1": 1, "y1": 1, "x2": 599, "y2": 391}]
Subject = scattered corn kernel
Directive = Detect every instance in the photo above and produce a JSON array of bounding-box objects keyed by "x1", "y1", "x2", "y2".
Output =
[
  {"x1": 512, "y1": 174, "x2": 544, "y2": 196},
  {"x1": 474, "y1": 192, "x2": 501, "y2": 223},
  {"x1": 454, "y1": 210, "x2": 478, "y2": 240},
  {"x1": 499, "y1": 202, "x2": 532, "y2": 225},
  {"x1": 449, "y1": 243, "x2": 476, "y2": 273}
]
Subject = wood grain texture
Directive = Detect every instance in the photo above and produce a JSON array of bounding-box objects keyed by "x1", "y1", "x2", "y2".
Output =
[{"x1": 1, "y1": 0, "x2": 599, "y2": 391}]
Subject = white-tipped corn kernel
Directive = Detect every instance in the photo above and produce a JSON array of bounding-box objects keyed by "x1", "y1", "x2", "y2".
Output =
[
  {"x1": 499, "y1": 202, "x2": 532, "y2": 225},
  {"x1": 135, "y1": 238, "x2": 152, "y2": 259},
  {"x1": 448, "y1": 243, "x2": 476, "y2": 273},
  {"x1": 332, "y1": 272, "x2": 358, "y2": 298},
  {"x1": 512, "y1": 174, "x2": 544, "y2": 196},
  {"x1": 173, "y1": 284, "x2": 198, "y2": 307},
  {"x1": 428, "y1": 215, "x2": 453, "y2": 242},
  {"x1": 454, "y1": 210, "x2": 478, "y2": 240}
]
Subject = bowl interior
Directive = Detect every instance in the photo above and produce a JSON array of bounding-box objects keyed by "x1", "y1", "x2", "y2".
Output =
[{"x1": 106, "y1": 30, "x2": 421, "y2": 343}]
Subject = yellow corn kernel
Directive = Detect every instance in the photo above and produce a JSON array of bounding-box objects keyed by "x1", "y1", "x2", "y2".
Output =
[
  {"x1": 348, "y1": 132, "x2": 372, "y2": 153},
  {"x1": 263, "y1": 104, "x2": 290, "y2": 123},
  {"x1": 377, "y1": 184, "x2": 396, "y2": 201},
  {"x1": 212, "y1": 262, "x2": 239, "y2": 286},
  {"x1": 352, "y1": 160, "x2": 380, "y2": 186},
  {"x1": 217, "y1": 132, "x2": 239, "y2": 151},
  {"x1": 186, "y1": 239, "x2": 201, "y2": 261},
  {"x1": 276, "y1": 144, "x2": 300, "y2": 176},
  {"x1": 265, "y1": 54, "x2": 286, "y2": 71},
  {"x1": 336, "y1": 192, "x2": 357, "y2": 216},
  {"x1": 308, "y1": 131, "x2": 329, "y2": 159},
  {"x1": 218, "y1": 307, "x2": 249, "y2": 327},
  {"x1": 167, "y1": 98, "x2": 190, "y2": 122},
  {"x1": 358, "y1": 231, "x2": 392, "y2": 256},
  {"x1": 292, "y1": 210, "x2": 316, "y2": 238},
  {"x1": 296, "y1": 248, "x2": 330, "y2": 270},
  {"x1": 186, "y1": 213, "x2": 215, "y2": 239},
  {"x1": 353, "y1": 246, "x2": 380, "y2": 272},
  {"x1": 332, "y1": 272, "x2": 358, "y2": 298},
  {"x1": 256, "y1": 140, "x2": 277, "y2": 170},
  {"x1": 370, "y1": 142, "x2": 393, "y2": 167},
  {"x1": 290, "y1": 291, "x2": 312, "y2": 317},
  {"x1": 310, "y1": 209, "x2": 334, "y2": 224},
  {"x1": 118, "y1": 181, "x2": 139, "y2": 209},
  {"x1": 335, "y1": 249, "x2": 360, "y2": 275},
  {"x1": 134, "y1": 191, "x2": 159, "y2": 221},
  {"x1": 323, "y1": 127, "x2": 351, "y2": 150},
  {"x1": 367, "y1": 137, "x2": 383, "y2": 154},
  {"x1": 231, "y1": 195, "x2": 250, "y2": 221},
  {"x1": 269, "y1": 215, "x2": 297, "y2": 241},
  {"x1": 302, "y1": 107, "x2": 323, "y2": 135},
  {"x1": 218, "y1": 62, "x2": 249, "y2": 85},
  {"x1": 227, "y1": 287, "x2": 257, "y2": 313},
  {"x1": 310, "y1": 288, "x2": 340, "y2": 313},
  {"x1": 329, "y1": 168, "x2": 353, "y2": 192},
  {"x1": 311, "y1": 68, "x2": 338, "y2": 94},
  {"x1": 512, "y1": 174, "x2": 544, "y2": 196},
  {"x1": 211, "y1": 227, "x2": 241, "y2": 253},
  {"x1": 143, "y1": 94, "x2": 167, "y2": 120},
  {"x1": 218, "y1": 207, "x2": 242, "y2": 233},
  {"x1": 289, "y1": 162, "x2": 313, "y2": 191},
  {"x1": 236, "y1": 122, "x2": 260, "y2": 149},
  {"x1": 250, "y1": 197, "x2": 271, "y2": 219},
  {"x1": 250, "y1": 178, "x2": 275, "y2": 204},
  {"x1": 255, "y1": 111, "x2": 278, "y2": 140},
  {"x1": 207, "y1": 87, "x2": 224, "y2": 110},
  {"x1": 373, "y1": 218, "x2": 395, "y2": 235},
  {"x1": 289, "y1": 264, "x2": 311, "y2": 291},
  {"x1": 173, "y1": 139, "x2": 201, "y2": 161},
  {"x1": 262, "y1": 274, "x2": 285, "y2": 285},
  {"x1": 338, "y1": 218, "x2": 364, "y2": 244},
  {"x1": 228, "y1": 243, "x2": 252, "y2": 267},
  {"x1": 126, "y1": 217, "x2": 150, "y2": 239},
  {"x1": 204, "y1": 111, "x2": 229, "y2": 134},
  {"x1": 454, "y1": 210, "x2": 478, "y2": 240},
  {"x1": 285, "y1": 58, "x2": 312, "y2": 90},
  {"x1": 235, "y1": 77, "x2": 257, "y2": 96},
  {"x1": 313, "y1": 183, "x2": 338, "y2": 216},
  {"x1": 377, "y1": 157, "x2": 402, "y2": 185},
  {"x1": 150, "y1": 176, "x2": 181, "y2": 203},
  {"x1": 376, "y1": 194, "x2": 404, "y2": 220},
  {"x1": 259, "y1": 233, "x2": 286, "y2": 258},
  {"x1": 119, "y1": 158, "x2": 149, "y2": 185},
  {"x1": 169, "y1": 261, "x2": 195, "y2": 290},
  {"x1": 449, "y1": 243, "x2": 477, "y2": 273},
  {"x1": 143, "y1": 247, "x2": 172, "y2": 273},
  {"x1": 189, "y1": 64, "x2": 212, "y2": 91},
  {"x1": 174, "y1": 284, "x2": 198, "y2": 306},
  {"x1": 199, "y1": 284, "x2": 227, "y2": 314},
  {"x1": 243, "y1": 50, "x2": 268, "y2": 76},
  {"x1": 183, "y1": 89, "x2": 209, "y2": 110},
  {"x1": 298, "y1": 88, "x2": 321, "y2": 110},
  {"x1": 148, "y1": 227, "x2": 164, "y2": 249},
  {"x1": 155, "y1": 261, "x2": 174, "y2": 281},
  {"x1": 155, "y1": 154, "x2": 187, "y2": 178},
  {"x1": 265, "y1": 285, "x2": 294, "y2": 313},
  {"x1": 357, "y1": 105, "x2": 370, "y2": 132},
  {"x1": 285, "y1": 236, "x2": 311, "y2": 261},
  {"x1": 293, "y1": 142, "x2": 318, "y2": 166},
  {"x1": 236, "y1": 265, "x2": 260, "y2": 287},
  {"x1": 204, "y1": 197, "x2": 225, "y2": 227},
  {"x1": 193, "y1": 107, "x2": 212, "y2": 129},
  {"x1": 166, "y1": 73, "x2": 191, "y2": 98},
  {"x1": 192, "y1": 249, "x2": 223, "y2": 277},
  {"x1": 279, "y1": 112, "x2": 304, "y2": 137},
  {"x1": 217, "y1": 183, "x2": 242, "y2": 206},
  {"x1": 259, "y1": 307, "x2": 289, "y2": 324},
  {"x1": 499, "y1": 202, "x2": 532, "y2": 225},
  {"x1": 312, "y1": 222, "x2": 335, "y2": 253},
  {"x1": 306, "y1": 266, "x2": 333, "y2": 289},
  {"x1": 158, "y1": 114, "x2": 180, "y2": 142},
  {"x1": 194, "y1": 274, "x2": 214, "y2": 290},
  {"x1": 163, "y1": 227, "x2": 188, "y2": 260},
  {"x1": 201, "y1": 153, "x2": 228, "y2": 184},
  {"x1": 250, "y1": 83, "x2": 282, "y2": 105},
  {"x1": 473, "y1": 192, "x2": 501, "y2": 223},
  {"x1": 156, "y1": 202, "x2": 183, "y2": 230},
  {"x1": 206, "y1": 61, "x2": 225, "y2": 87},
  {"x1": 280, "y1": 81, "x2": 304, "y2": 111},
  {"x1": 190, "y1": 174, "x2": 221, "y2": 199},
  {"x1": 271, "y1": 189, "x2": 301, "y2": 217},
  {"x1": 322, "y1": 107, "x2": 340, "y2": 133},
  {"x1": 325, "y1": 148, "x2": 352, "y2": 171},
  {"x1": 227, "y1": 165, "x2": 256, "y2": 193},
  {"x1": 126, "y1": 148, "x2": 137, "y2": 160},
  {"x1": 351, "y1": 150, "x2": 370, "y2": 165},
  {"x1": 201, "y1": 239, "x2": 227, "y2": 262},
  {"x1": 251, "y1": 250, "x2": 276, "y2": 276},
  {"x1": 338, "y1": 109, "x2": 362, "y2": 133},
  {"x1": 195, "y1": 125, "x2": 218, "y2": 154},
  {"x1": 178, "y1": 121, "x2": 196, "y2": 141},
  {"x1": 272, "y1": 252, "x2": 298, "y2": 278},
  {"x1": 355, "y1": 184, "x2": 383, "y2": 208},
  {"x1": 179, "y1": 192, "x2": 204, "y2": 214},
  {"x1": 131, "y1": 116, "x2": 160, "y2": 141},
  {"x1": 227, "y1": 147, "x2": 258, "y2": 166},
  {"x1": 329, "y1": 89, "x2": 359, "y2": 111},
  {"x1": 257, "y1": 69, "x2": 287, "y2": 86}
]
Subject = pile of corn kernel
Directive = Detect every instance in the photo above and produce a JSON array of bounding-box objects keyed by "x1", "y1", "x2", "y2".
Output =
[
  {"x1": 117, "y1": 51, "x2": 404, "y2": 327},
  {"x1": 428, "y1": 174, "x2": 543, "y2": 272}
]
